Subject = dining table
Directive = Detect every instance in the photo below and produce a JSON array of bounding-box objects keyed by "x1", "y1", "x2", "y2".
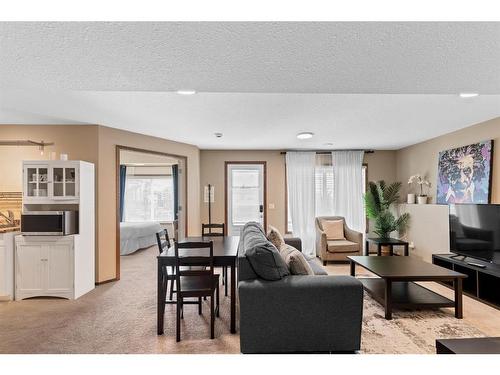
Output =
[{"x1": 157, "y1": 235, "x2": 239, "y2": 335}]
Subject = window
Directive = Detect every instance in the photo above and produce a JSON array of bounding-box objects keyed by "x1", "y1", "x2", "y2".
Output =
[
  {"x1": 231, "y1": 169, "x2": 261, "y2": 225},
  {"x1": 286, "y1": 157, "x2": 366, "y2": 232},
  {"x1": 124, "y1": 175, "x2": 174, "y2": 222}
]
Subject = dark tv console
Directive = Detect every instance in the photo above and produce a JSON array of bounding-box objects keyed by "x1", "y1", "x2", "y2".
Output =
[{"x1": 433, "y1": 254, "x2": 500, "y2": 309}]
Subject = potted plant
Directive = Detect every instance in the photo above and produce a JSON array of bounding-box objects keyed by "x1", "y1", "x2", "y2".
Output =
[
  {"x1": 364, "y1": 180, "x2": 410, "y2": 240},
  {"x1": 408, "y1": 174, "x2": 431, "y2": 204}
]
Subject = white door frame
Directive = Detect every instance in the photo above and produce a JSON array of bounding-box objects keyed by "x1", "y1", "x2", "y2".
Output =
[{"x1": 225, "y1": 161, "x2": 267, "y2": 236}]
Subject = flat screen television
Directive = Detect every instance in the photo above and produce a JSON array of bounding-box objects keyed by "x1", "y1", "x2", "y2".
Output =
[{"x1": 449, "y1": 204, "x2": 500, "y2": 264}]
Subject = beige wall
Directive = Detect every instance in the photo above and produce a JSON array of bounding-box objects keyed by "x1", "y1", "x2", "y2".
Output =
[
  {"x1": 200, "y1": 150, "x2": 287, "y2": 233},
  {"x1": 364, "y1": 150, "x2": 397, "y2": 184},
  {"x1": 395, "y1": 117, "x2": 500, "y2": 261},
  {"x1": 0, "y1": 125, "x2": 99, "y2": 191},
  {"x1": 199, "y1": 150, "x2": 398, "y2": 235},
  {"x1": 0, "y1": 124, "x2": 200, "y2": 283},
  {"x1": 97, "y1": 126, "x2": 200, "y2": 282},
  {"x1": 396, "y1": 117, "x2": 500, "y2": 204}
]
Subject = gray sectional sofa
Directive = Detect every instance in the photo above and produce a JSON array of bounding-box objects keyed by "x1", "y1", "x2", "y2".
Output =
[{"x1": 238, "y1": 222, "x2": 364, "y2": 353}]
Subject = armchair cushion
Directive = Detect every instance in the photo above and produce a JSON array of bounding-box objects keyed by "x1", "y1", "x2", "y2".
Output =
[
  {"x1": 322, "y1": 220, "x2": 345, "y2": 240},
  {"x1": 327, "y1": 239, "x2": 359, "y2": 253}
]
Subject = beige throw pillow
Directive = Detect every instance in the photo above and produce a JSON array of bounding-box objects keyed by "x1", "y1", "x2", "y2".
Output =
[
  {"x1": 322, "y1": 220, "x2": 345, "y2": 240},
  {"x1": 279, "y1": 244, "x2": 314, "y2": 275},
  {"x1": 267, "y1": 225, "x2": 285, "y2": 249}
]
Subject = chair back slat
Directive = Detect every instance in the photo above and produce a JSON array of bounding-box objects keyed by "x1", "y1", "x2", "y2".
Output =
[
  {"x1": 202, "y1": 223, "x2": 225, "y2": 237},
  {"x1": 174, "y1": 241, "x2": 214, "y2": 293},
  {"x1": 156, "y1": 229, "x2": 171, "y2": 255}
]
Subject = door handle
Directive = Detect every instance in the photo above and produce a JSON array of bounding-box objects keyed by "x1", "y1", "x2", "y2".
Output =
[{"x1": 259, "y1": 204, "x2": 264, "y2": 213}]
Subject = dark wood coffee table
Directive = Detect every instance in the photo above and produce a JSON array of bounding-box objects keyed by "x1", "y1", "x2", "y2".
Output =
[
  {"x1": 436, "y1": 337, "x2": 500, "y2": 354},
  {"x1": 348, "y1": 256, "x2": 467, "y2": 320}
]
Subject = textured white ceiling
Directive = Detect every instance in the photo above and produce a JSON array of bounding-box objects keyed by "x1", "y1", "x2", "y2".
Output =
[
  {"x1": 1, "y1": 89, "x2": 499, "y2": 150},
  {"x1": 0, "y1": 22, "x2": 499, "y2": 150},
  {"x1": 1, "y1": 22, "x2": 499, "y2": 93}
]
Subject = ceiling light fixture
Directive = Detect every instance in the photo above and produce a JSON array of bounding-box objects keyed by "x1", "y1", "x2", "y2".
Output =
[
  {"x1": 176, "y1": 89, "x2": 197, "y2": 95},
  {"x1": 214, "y1": 132, "x2": 223, "y2": 138},
  {"x1": 459, "y1": 92, "x2": 479, "y2": 98},
  {"x1": 297, "y1": 132, "x2": 314, "y2": 140},
  {"x1": 324, "y1": 142, "x2": 334, "y2": 146}
]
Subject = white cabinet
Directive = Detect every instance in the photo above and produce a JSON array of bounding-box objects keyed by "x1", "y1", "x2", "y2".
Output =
[
  {"x1": 23, "y1": 161, "x2": 80, "y2": 203},
  {"x1": 0, "y1": 232, "x2": 16, "y2": 301},
  {"x1": 17, "y1": 160, "x2": 95, "y2": 301},
  {"x1": 15, "y1": 236, "x2": 75, "y2": 300}
]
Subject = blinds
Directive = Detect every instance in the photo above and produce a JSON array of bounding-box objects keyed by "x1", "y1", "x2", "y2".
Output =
[{"x1": 315, "y1": 165, "x2": 334, "y2": 217}]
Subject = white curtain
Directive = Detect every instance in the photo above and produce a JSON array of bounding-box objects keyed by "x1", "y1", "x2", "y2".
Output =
[
  {"x1": 331, "y1": 151, "x2": 365, "y2": 233},
  {"x1": 286, "y1": 152, "x2": 316, "y2": 258}
]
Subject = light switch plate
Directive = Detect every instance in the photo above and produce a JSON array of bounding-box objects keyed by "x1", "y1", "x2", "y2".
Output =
[{"x1": 268, "y1": 203, "x2": 275, "y2": 209}]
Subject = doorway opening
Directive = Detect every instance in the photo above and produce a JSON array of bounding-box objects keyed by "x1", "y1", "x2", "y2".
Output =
[{"x1": 115, "y1": 146, "x2": 187, "y2": 280}]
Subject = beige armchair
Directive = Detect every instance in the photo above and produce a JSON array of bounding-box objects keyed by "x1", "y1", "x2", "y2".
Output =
[{"x1": 315, "y1": 216, "x2": 363, "y2": 264}]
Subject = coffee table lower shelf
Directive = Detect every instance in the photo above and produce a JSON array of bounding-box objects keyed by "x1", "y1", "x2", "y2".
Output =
[{"x1": 359, "y1": 278, "x2": 455, "y2": 317}]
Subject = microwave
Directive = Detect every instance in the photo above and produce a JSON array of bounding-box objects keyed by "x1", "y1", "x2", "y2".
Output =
[{"x1": 21, "y1": 211, "x2": 79, "y2": 236}]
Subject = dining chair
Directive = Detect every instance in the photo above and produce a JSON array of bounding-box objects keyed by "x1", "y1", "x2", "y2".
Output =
[
  {"x1": 156, "y1": 229, "x2": 175, "y2": 301},
  {"x1": 156, "y1": 229, "x2": 206, "y2": 309},
  {"x1": 174, "y1": 240, "x2": 220, "y2": 341},
  {"x1": 201, "y1": 223, "x2": 228, "y2": 296}
]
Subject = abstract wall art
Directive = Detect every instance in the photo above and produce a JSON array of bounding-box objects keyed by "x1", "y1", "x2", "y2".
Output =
[{"x1": 436, "y1": 140, "x2": 493, "y2": 204}]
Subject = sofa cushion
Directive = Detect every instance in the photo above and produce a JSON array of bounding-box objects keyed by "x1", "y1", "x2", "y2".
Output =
[
  {"x1": 327, "y1": 239, "x2": 359, "y2": 253},
  {"x1": 322, "y1": 220, "x2": 345, "y2": 240},
  {"x1": 307, "y1": 259, "x2": 328, "y2": 275},
  {"x1": 279, "y1": 244, "x2": 314, "y2": 275},
  {"x1": 244, "y1": 228, "x2": 290, "y2": 281},
  {"x1": 267, "y1": 225, "x2": 285, "y2": 250}
]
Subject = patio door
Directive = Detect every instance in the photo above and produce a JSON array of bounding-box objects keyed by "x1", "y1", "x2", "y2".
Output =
[{"x1": 226, "y1": 162, "x2": 266, "y2": 236}]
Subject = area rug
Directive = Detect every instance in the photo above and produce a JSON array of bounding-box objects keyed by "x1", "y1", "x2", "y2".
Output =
[
  {"x1": 360, "y1": 293, "x2": 486, "y2": 354},
  {"x1": 0, "y1": 246, "x2": 487, "y2": 354}
]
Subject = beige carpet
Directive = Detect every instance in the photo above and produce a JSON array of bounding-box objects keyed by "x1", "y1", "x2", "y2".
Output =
[{"x1": 0, "y1": 246, "x2": 487, "y2": 354}]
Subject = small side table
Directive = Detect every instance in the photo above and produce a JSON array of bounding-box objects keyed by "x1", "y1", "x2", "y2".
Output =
[{"x1": 366, "y1": 237, "x2": 409, "y2": 256}]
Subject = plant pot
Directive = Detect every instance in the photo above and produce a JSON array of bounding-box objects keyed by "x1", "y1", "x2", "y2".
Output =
[
  {"x1": 417, "y1": 195, "x2": 428, "y2": 204},
  {"x1": 381, "y1": 245, "x2": 392, "y2": 256},
  {"x1": 407, "y1": 193, "x2": 416, "y2": 204}
]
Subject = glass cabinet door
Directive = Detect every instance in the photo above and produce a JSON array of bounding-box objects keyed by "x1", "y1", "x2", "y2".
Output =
[
  {"x1": 26, "y1": 167, "x2": 37, "y2": 197},
  {"x1": 53, "y1": 167, "x2": 64, "y2": 197},
  {"x1": 26, "y1": 166, "x2": 49, "y2": 197},
  {"x1": 65, "y1": 167, "x2": 76, "y2": 197},
  {"x1": 50, "y1": 166, "x2": 77, "y2": 197}
]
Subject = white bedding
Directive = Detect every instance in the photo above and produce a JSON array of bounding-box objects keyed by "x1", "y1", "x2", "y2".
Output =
[{"x1": 120, "y1": 221, "x2": 162, "y2": 255}]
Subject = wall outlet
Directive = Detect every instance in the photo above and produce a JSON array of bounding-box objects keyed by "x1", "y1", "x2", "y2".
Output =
[{"x1": 268, "y1": 203, "x2": 275, "y2": 209}]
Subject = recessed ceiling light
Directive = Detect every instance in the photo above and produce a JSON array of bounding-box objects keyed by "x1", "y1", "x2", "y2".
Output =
[
  {"x1": 324, "y1": 142, "x2": 334, "y2": 146},
  {"x1": 459, "y1": 92, "x2": 479, "y2": 98},
  {"x1": 297, "y1": 132, "x2": 314, "y2": 140},
  {"x1": 176, "y1": 89, "x2": 197, "y2": 95},
  {"x1": 214, "y1": 132, "x2": 223, "y2": 138}
]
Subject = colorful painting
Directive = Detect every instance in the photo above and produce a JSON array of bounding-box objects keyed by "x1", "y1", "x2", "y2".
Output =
[{"x1": 436, "y1": 140, "x2": 493, "y2": 204}]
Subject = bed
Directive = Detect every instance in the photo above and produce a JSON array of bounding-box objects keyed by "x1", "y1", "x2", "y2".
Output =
[{"x1": 120, "y1": 221, "x2": 162, "y2": 255}]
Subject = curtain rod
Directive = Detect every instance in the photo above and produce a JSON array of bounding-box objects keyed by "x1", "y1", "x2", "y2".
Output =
[{"x1": 280, "y1": 150, "x2": 374, "y2": 155}]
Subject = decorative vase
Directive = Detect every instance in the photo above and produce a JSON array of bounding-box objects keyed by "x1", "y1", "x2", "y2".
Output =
[
  {"x1": 407, "y1": 193, "x2": 416, "y2": 204},
  {"x1": 417, "y1": 195, "x2": 427, "y2": 204}
]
